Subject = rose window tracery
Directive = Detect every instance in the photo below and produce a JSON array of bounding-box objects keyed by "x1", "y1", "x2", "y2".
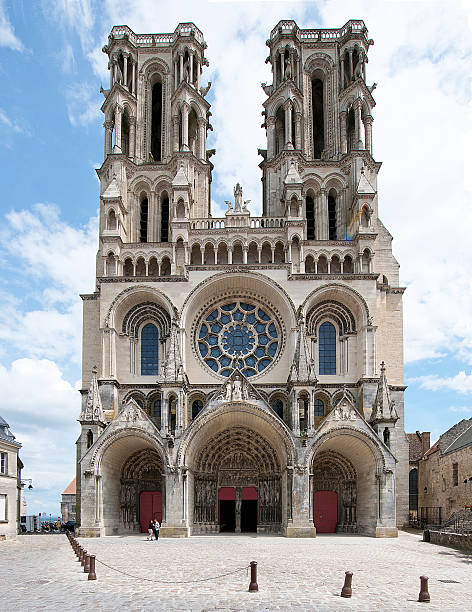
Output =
[{"x1": 197, "y1": 300, "x2": 280, "y2": 377}]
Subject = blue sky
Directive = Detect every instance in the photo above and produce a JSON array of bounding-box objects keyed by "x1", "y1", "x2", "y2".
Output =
[{"x1": 0, "y1": 0, "x2": 471, "y2": 515}]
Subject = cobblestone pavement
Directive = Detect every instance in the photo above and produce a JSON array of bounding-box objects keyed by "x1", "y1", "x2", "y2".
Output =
[{"x1": 1, "y1": 531, "x2": 471, "y2": 611}]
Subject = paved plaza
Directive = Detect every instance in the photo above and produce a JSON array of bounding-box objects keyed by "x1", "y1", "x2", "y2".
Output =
[{"x1": 1, "y1": 531, "x2": 471, "y2": 611}]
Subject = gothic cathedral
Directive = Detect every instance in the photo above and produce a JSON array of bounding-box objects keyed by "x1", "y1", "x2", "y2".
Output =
[{"x1": 77, "y1": 20, "x2": 408, "y2": 538}]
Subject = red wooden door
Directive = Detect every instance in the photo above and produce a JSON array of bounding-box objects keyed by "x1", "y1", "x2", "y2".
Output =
[
  {"x1": 313, "y1": 490, "x2": 338, "y2": 533},
  {"x1": 139, "y1": 491, "x2": 162, "y2": 533}
]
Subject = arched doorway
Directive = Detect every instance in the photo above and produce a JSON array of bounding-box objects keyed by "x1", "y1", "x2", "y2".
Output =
[
  {"x1": 311, "y1": 450, "x2": 357, "y2": 533},
  {"x1": 193, "y1": 427, "x2": 281, "y2": 534},
  {"x1": 121, "y1": 449, "x2": 163, "y2": 533}
]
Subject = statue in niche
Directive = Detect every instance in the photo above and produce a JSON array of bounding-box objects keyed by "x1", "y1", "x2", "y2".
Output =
[
  {"x1": 224, "y1": 381, "x2": 233, "y2": 402},
  {"x1": 284, "y1": 54, "x2": 292, "y2": 80},
  {"x1": 354, "y1": 54, "x2": 364, "y2": 80},
  {"x1": 233, "y1": 375, "x2": 243, "y2": 401}
]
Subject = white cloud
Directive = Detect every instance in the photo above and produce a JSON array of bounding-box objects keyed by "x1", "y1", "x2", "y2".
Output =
[
  {"x1": 0, "y1": 107, "x2": 26, "y2": 134},
  {"x1": 413, "y1": 371, "x2": 472, "y2": 394},
  {"x1": 0, "y1": 203, "x2": 97, "y2": 363},
  {"x1": 0, "y1": 358, "x2": 81, "y2": 512},
  {"x1": 42, "y1": 0, "x2": 95, "y2": 52},
  {"x1": 65, "y1": 82, "x2": 101, "y2": 126},
  {"x1": 0, "y1": 0, "x2": 24, "y2": 51},
  {"x1": 448, "y1": 405, "x2": 472, "y2": 414}
]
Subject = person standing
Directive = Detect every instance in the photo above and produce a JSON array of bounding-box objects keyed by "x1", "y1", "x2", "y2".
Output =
[
  {"x1": 153, "y1": 519, "x2": 160, "y2": 542},
  {"x1": 147, "y1": 519, "x2": 154, "y2": 541}
]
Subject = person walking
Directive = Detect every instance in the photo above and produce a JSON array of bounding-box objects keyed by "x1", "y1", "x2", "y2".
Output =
[
  {"x1": 147, "y1": 519, "x2": 154, "y2": 541},
  {"x1": 153, "y1": 519, "x2": 160, "y2": 542}
]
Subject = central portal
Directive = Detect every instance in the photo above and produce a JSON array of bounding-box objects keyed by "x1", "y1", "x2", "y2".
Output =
[
  {"x1": 218, "y1": 486, "x2": 258, "y2": 533},
  {"x1": 193, "y1": 426, "x2": 281, "y2": 534}
]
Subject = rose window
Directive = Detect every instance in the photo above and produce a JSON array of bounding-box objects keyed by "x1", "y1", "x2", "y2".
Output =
[{"x1": 197, "y1": 300, "x2": 280, "y2": 377}]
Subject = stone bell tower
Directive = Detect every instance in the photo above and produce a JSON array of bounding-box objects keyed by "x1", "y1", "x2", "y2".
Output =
[
  {"x1": 97, "y1": 22, "x2": 213, "y2": 271},
  {"x1": 260, "y1": 19, "x2": 377, "y2": 247}
]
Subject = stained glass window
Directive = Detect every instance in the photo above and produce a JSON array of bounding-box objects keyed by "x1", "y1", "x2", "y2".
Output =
[
  {"x1": 319, "y1": 321, "x2": 336, "y2": 375},
  {"x1": 141, "y1": 323, "x2": 159, "y2": 375},
  {"x1": 197, "y1": 300, "x2": 280, "y2": 377}
]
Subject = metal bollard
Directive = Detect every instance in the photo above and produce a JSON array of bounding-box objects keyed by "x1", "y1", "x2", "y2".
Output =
[
  {"x1": 84, "y1": 554, "x2": 91, "y2": 573},
  {"x1": 88, "y1": 555, "x2": 97, "y2": 581},
  {"x1": 80, "y1": 547, "x2": 85, "y2": 565},
  {"x1": 418, "y1": 576, "x2": 430, "y2": 603},
  {"x1": 341, "y1": 571, "x2": 353, "y2": 598},
  {"x1": 248, "y1": 561, "x2": 258, "y2": 592}
]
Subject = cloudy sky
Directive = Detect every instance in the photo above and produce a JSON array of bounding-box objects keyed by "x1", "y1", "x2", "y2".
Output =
[{"x1": 0, "y1": 0, "x2": 471, "y2": 515}]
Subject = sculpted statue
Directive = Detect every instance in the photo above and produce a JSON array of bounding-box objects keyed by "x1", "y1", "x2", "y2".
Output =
[
  {"x1": 233, "y1": 183, "x2": 243, "y2": 212},
  {"x1": 224, "y1": 381, "x2": 232, "y2": 402},
  {"x1": 233, "y1": 376, "x2": 243, "y2": 401}
]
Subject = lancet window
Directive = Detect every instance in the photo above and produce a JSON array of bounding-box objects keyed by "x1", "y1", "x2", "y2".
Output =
[
  {"x1": 318, "y1": 321, "x2": 336, "y2": 375},
  {"x1": 141, "y1": 323, "x2": 159, "y2": 375},
  {"x1": 312, "y1": 77, "x2": 324, "y2": 159},
  {"x1": 151, "y1": 80, "x2": 163, "y2": 161}
]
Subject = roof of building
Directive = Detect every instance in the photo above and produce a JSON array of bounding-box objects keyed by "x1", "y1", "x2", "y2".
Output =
[
  {"x1": 0, "y1": 415, "x2": 21, "y2": 447},
  {"x1": 439, "y1": 417, "x2": 472, "y2": 455},
  {"x1": 443, "y1": 423, "x2": 472, "y2": 455},
  {"x1": 407, "y1": 433, "x2": 423, "y2": 462},
  {"x1": 62, "y1": 477, "x2": 76, "y2": 496},
  {"x1": 424, "y1": 440, "x2": 439, "y2": 457}
]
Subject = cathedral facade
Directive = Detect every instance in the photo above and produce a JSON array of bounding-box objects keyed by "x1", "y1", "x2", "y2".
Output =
[{"x1": 77, "y1": 19, "x2": 408, "y2": 538}]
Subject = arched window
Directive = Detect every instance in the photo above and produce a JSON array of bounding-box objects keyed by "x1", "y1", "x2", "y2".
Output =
[
  {"x1": 306, "y1": 195, "x2": 315, "y2": 240},
  {"x1": 312, "y1": 78, "x2": 324, "y2": 158},
  {"x1": 107, "y1": 209, "x2": 117, "y2": 230},
  {"x1": 86, "y1": 429, "x2": 93, "y2": 449},
  {"x1": 160, "y1": 194, "x2": 169, "y2": 242},
  {"x1": 192, "y1": 399, "x2": 203, "y2": 419},
  {"x1": 343, "y1": 255, "x2": 353, "y2": 274},
  {"x1": 314, "y1": 398, "x2": 325, "y2": 417},
  {"x1": 319, "y1": 321, "x2": 336, "y2": 375},
  {"x1": 141, "y1": 323, "x2": 159, "y2": 375},
  {"x1": 151, "y1": 81, "x2": 162, "y2": 161},
  {"x1": 272, "y1": 399, "x2": 284, "y2": 419},
  {"x1": 122, "y1": 109, "x2": 130, "y2": 156},
  {"x1": 383, "y1": 428, "x2": 391, "y2": 448},
  {"x1": 275, "y1": 105, "x2": 285, "y2": 155},
  {"x1": 152, "y1": 398, "x2": 161, "y2": 428},
  {"x1": 328, "y1": 190, "x2": 337, "y2": 240},
  {"x1": 140, "y1": 197, "x2": 148, "y2": 243}
]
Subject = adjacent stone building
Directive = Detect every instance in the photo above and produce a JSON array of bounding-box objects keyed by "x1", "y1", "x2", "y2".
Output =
[
  {"x1": 76, "y1": 19, "x2": 409, "y2": 538},
  {"x1": 0, "y1": 416, "x2": 23, "y2": 540},
  {"x1": 419, "y1": 418, "x2": 472, "y2": 525},
  {"x1": 407, "y1": 431, "x2": 430, "y2": 521},
  {"x1": 61, "y1": 477, "x2": 76, "y2": 523}
]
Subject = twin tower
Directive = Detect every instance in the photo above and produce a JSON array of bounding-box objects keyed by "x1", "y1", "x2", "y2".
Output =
[{"x1": 99, "y1": 20, "x2": 376, "y2": 257}]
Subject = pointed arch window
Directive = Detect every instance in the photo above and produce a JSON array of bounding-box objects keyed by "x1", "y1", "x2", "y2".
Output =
[
  {"x1": 318, "y1": 321, "x2": 336, "y2": 375},
  {"x1": 141, "y1": 323, "x2": 159, "y2": 375}
]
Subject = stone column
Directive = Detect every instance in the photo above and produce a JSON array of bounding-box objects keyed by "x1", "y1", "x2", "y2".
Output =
[
  {"x1": 375, "y1": 469, "x2": 398, "y2": 537},
  {"x1": 257, "y1": 246, "x2": 262, "y2": 263},
  {"x1": 131, "y1": 60, "x2": 136, "y2": 95},
  {"x1": 291, "y1": 392, "x2": 300, "y2": 435},
  {"x1": 109, "y1": 60, "x2": 114, "y2": 89},
  {"x1": 307, "y1": 393, "x2": 314, "y2": 433},
  {"x1": 340, "y1": 57, "x2": 344, "y2": 90},
  {"x1": 123, "y1": 53, "x2": 128, "y2": 88},
  {"x1": 189, "y1": 53, "x2": 194, "y2": 86},
  {"x1": 294, "y1": 112, "x2": 302, "y2": 150},
  {"x1": 349, "y1": 49, "x2": 353, "y2": 81},
  {"x1": 104, "y1": 120, "x2": 113, "y2": 157},
  {"x1": 235, "y1": 487, "x2": 242, "y2": 533},
  {"x1": 129, "y1": 117, "x2": 136, "y2": 159},
  {"x1": 228, "y1": 248, "x2": 233, "y2": 264},
  {"x1": 320, "y1": 189, "x2": 328, "y2": 240},
  {"x1": 113, "y1": 105, "x2": 123, "y2": 153},
  {"x1": 196, "y1": 56, "x2": 201, "y2": 90},
  {"x1": 364, "y1": 115, "x2": 373, "y2": 154},
  {"x1": 243, "y1": 246, "x2": 248, "y2": 264},
  {"x1": 179, "y1": 53, "x2": 184, "y2": 84},
  {"x1": 267, "y1": 117, "x2": 276, "y2": 158},
  {"x1": 354, "y1": 99, "x2": 364, "y2": 149},
  {"x1": 284, "y1": 100, "x2": 293, "y2": 149},
  {"x1": 280, "y1": 50, "x2": 285, "y2": 81},
  {"x1": 172, "y1": 116, "x2": 179, "y2": 152},
  {"x1": 181, "y1": 103, "x2": 189, "y2": 151},
  {"x1": 340, "y1": 111, "x2": 347, "y2": 155},
  {"x1": 160, "y1": 468, "x2": 189, "y2": 537},
  {"x1": 174, "y1": 60, "x2": 178, "y2": 91},
  {"x1": 161, "y1": 395, "x2": 169, "y2": 436},
  {"x1": 197, "y1": 117, "x2": 206, "y2": 160}
]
